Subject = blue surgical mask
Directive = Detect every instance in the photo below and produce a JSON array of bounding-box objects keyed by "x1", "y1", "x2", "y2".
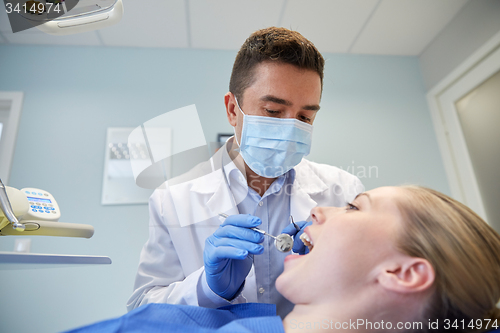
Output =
[{"x1": 234, "y1": 97, "x2": 313, "y2": 178}]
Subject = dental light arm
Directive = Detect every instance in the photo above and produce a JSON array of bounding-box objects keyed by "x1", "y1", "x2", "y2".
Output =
[{"x1": 0, "y1": 179, "x2": 25, "y2": 231}]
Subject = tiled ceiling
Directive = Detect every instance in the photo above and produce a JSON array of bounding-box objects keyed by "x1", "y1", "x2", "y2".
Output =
[{"x1": 0, "y1": 0, "x2": 469, "y2": 55}]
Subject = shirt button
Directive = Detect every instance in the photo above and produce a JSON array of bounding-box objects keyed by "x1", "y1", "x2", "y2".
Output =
[
  {"x1": 258, "y1": 287, "x2": 265, "y2": 294},
  {"x1": 258, "y1": 201, "x2": 263, "y2": 206}
]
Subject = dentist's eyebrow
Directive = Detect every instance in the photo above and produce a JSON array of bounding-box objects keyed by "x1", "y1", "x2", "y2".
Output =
[
  {"x1": 260, "y1": 95, "x2": 320, "y2": 112},
  {"x1": 302, "y1": 104, "x2": 320, "y2": 111},
  {"x1": 354, "y1": 192, "x2": 371, "y2": 203},
  {"x1": 261, "y1": 95, "x2": 292, "y2": 106}
]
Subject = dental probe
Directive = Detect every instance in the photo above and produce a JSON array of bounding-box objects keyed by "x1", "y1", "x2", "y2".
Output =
[
  {"x1": 290, "y1": 216, "x2": 300, "y2": 232},
  {"x1": 218, "y1": 213, "x2": 293, "y2": 252}
]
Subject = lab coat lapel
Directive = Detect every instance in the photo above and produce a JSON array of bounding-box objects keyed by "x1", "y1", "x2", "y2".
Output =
[
  {"x1": 189, "y1": 147, "x2": 239, "y2": 221},
  {"x1": 170, "y1": 145, "x2": 238, "y2": 226},
  {"x1": 205, "y1": 172, "x2": 239, "y2": 217},
  {"x1": 170, "y1": 169, "x2": 225, "y2": 227},
  {"x1": 290, "y1": 185, "x2": 317, "y2": 222},
  {"x1": 290, "y1": 161, "x2": 328, "y2": 221}
]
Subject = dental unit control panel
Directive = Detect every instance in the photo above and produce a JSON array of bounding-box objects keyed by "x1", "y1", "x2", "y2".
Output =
[
  {"x1": 0, "y1": 179, "x2": 94, "y2": 238},
  {"x1": 23, "y1": 188, "x2": 61, "y2": 222}
]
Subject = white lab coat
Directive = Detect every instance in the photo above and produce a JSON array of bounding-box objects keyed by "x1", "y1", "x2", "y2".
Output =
[{"x1": 127, "y1": 143, "x2": 364, "y2": 311}]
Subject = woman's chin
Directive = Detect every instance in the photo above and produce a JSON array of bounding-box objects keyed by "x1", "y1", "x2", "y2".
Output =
[
  {"x1": 275, "y1": 273, "x2": 288, "y2": 299},
  {"x1": 275, "y1": 270, "x2": 298, "y2": 304}
]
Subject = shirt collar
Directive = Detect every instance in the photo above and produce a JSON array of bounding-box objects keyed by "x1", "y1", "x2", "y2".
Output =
[{"x1": 221, "y1": 138, "x2": 247, "y2": 189}]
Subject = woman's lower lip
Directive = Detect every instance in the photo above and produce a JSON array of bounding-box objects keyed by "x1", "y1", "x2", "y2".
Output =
[{"x1": 284, "y1": 254, "x2": 302, "y2": 263}]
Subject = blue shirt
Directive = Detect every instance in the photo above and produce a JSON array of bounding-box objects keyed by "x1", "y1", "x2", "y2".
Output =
[
  {"x1": 223, "y1": 152, "x2": 296, "y2": 318},
  {"x1": 66, "y1": 303, "x2": 284, "y2": 333}
]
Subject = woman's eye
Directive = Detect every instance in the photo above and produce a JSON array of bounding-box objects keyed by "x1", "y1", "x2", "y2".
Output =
[{"x1": 346, "y1": 203, "x2": 359, "y2": 211}]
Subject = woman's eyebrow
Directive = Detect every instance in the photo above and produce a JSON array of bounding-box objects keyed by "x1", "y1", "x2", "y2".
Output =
[{"x1": 354, "y1": 192, "x2": 371, "y2": 203}]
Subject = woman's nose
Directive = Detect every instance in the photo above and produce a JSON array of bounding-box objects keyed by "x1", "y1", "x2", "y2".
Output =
[
  {"x1": 311, "y1": 207, "x2": 325, "y2": 225},
  {"x1": 311, "y1": 206, "x2": 344, "y2": 225}
]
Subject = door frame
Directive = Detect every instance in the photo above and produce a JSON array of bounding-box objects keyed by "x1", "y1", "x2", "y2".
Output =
[
  {"x1": 0, "y1": 92, "x2": 23, "y2": 184},
  {"x1": 426, "y1": 31, "x2": 500, "y2": 222}
]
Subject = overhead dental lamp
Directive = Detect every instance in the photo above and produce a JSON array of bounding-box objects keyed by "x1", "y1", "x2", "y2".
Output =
[{"x1": 6, "y1": 0, "x2": 123, "y2": 35}]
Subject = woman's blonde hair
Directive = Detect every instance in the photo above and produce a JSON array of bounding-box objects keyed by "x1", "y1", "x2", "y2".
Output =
[{"x1": 396, "y1": 185, "x2": 500, "y2": 332}]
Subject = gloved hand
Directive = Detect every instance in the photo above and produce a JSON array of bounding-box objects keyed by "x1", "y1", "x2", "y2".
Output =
[
  {"x1": 204, "y1": 214, "x2": 264, "y2": 300},
  {"x1": 281, "y1": 221, "x2": 312, "y2": 255}
]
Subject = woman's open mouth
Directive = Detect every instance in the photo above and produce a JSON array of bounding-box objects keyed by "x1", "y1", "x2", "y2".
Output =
[{"x1": 300, "y1": 232, "x2": 314, "y2": 252}]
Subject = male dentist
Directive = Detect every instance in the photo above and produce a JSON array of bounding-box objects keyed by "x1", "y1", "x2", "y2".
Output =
[{"x1": 128, "y1": 27, "x2": 364, "y2": 318}]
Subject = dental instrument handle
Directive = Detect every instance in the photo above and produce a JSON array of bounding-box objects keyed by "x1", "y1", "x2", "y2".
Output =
[
  {"x1": 218, "y1": 213, "x2": 292, "y2": 253},
  {"x1": 0, "y1": 179, "x2": 25, "y2": 231},
  {"x1": 251, "y1": 227, "x2": 278, "y2": 240},
  {"x1": 218, "y1": 213, "x2": 229, "y2": 219},
  {"x1": 218, "y1": 213, "x2": 278, "y2": 240}
]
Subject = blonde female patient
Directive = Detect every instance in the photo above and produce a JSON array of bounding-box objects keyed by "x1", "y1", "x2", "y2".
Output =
[{"x1": 68, "y1": 186, "x2": 500, "y2": 333}]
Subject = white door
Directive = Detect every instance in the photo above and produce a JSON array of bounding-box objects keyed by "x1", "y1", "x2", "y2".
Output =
[{"x1": 436, "y1": 45, "x2": 500, "y2": 230}]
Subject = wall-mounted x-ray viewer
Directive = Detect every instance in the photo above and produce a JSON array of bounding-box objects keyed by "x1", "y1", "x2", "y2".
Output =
[
  {"x1": 101, "y1": 128, "x2": 167, "y2": 205},
  {"x1": 6, "y1": 0, "x2": 123, "y2": 35}
]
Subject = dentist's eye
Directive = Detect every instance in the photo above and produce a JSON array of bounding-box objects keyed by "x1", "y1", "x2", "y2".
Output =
[
  {"x1": 299, "y1": 115, "x2": 312, "y2": 123},
  {"x1": 265, "y1": 109, "x2": 279, "y2": 115},
  {"x1": 346, "y1": 203, "x2": 359, "y2": 211}
]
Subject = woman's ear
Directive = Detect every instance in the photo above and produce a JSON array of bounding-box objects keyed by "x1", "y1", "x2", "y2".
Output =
[{"x1": 378, "y1": 257, "x2": 435, "y2": 293}]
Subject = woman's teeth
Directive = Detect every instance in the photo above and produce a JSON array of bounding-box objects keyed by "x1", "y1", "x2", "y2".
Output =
[{"x1": 299, "y1": 233, "x2": 314, "y2": 252}]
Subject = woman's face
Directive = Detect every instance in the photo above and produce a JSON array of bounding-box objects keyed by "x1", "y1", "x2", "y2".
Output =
[{"x1": 276, "y1": 186, "x2": 406, "y2": 305}]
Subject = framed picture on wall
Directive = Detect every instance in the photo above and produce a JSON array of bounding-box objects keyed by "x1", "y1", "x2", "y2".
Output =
[{"x1": 217, "y1": 133, "x2": 233, "y2": 145}]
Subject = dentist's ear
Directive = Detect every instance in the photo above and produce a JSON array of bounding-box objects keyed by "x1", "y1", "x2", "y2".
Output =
[
  {"x1": 378, "y1": 257, "x2": 435, "y2": 293},
  {"x1": 225, "y1": 92, "x2": 238, "y2": 127}
]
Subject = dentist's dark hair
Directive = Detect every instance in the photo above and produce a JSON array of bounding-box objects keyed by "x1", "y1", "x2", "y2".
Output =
[{"x1": 229, "y1": 27, "x2": 324, "y2": 106}]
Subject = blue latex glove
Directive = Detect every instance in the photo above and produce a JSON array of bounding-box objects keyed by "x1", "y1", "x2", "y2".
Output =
[
  {"x1": 281, "y1": 221, "x2": 312, "y2": 255},
  {"x1": 204, "y1": 214, "x2": 265, "y2": 300}
]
